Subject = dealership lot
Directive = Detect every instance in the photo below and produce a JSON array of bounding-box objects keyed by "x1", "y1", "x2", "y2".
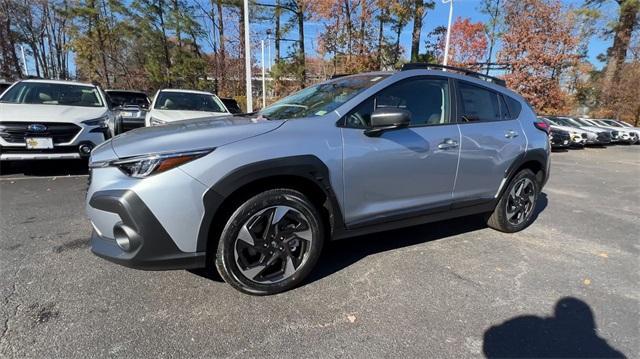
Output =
[{"x1": 1, "y1": 147, "x2": 638, "y2": 358}]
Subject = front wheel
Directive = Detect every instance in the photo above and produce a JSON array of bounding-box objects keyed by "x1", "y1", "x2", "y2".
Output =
[
  {"x1": 215, "y1": 189, "x2": 324, "y2": 295},
  {"x1": 487, "y1": 169, "x2": 540, "y2": 233}
]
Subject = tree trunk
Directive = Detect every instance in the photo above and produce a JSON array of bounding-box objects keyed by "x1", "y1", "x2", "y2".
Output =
[
  {"x1": 157, "y1": 0, "x2": 172, "y2": 85},
  {"x1": 410, "y1": 0, "x2": 425, "y2": 62},
  {"x1": 275, "y1": 0, "x2": 280, "y2": 63},
  {"x1": 344, "y1": 0, "x2": 352, "y2": 59},
  {"x1": 216, "y1": 0, "x2": 225, "y2": 92},
  {"x1": 605, "y1": 0, "x2": 639, "y2": 85},
  {"x1": 377, "y1": 9, "x2": 385, "y2": 70},
  {"x1": 485, "y1": 0, "x2": 500, "y2": 75}
]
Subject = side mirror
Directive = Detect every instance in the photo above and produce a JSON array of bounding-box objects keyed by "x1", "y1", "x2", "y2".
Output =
[{"x1": 364, "y1": 108, "x2": 411, "y2": 137}]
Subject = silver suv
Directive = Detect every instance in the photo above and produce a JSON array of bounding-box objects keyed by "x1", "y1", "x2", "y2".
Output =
[{"x1": 86, "y1": 65, "x2": 550, "y2": 295}]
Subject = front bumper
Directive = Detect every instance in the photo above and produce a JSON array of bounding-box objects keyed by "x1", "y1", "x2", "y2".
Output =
[{"x1": 89, "y1": 189, "x2": 206, "y2": 270}]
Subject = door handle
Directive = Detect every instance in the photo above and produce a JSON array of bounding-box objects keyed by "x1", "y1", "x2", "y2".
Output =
[
  {"x1": 505, "y1": 130, "x2": 519, "y2": 138},
  {"x1": 438, "y1": 138, "x2": 459, "y2": 150}
]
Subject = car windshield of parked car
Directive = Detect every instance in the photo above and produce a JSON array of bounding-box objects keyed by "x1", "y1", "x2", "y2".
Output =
[
  {"x1": 154, "y1": 92, "x2": 226, "y2": 112},
  {"x1": 552, "y1": 118, "x2": 574, "y2": 127},
  {"x1": 0, "y1": 82, "x2": 104, "y2": 107},
  {"x1": 108, "y1": 91, "x2": 149, "y2": 109},
  {"x1": 600, "y1": 120, "x2": 620, "y2": 127},
  {"x1": 258, "y1": 74, "x2": 389, "y2": 120}
]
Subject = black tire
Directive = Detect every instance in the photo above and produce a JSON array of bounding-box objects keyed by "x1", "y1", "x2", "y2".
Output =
[
  {"x1": 487, "y1": 169, "x2": 540, "y2": 233},
  {"x1": 215, "y1": 189, "x2": 324, "y2": 295}
]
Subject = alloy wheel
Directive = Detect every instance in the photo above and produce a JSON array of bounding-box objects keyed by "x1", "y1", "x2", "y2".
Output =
[
  {"x1": 233, "y1": 206, "x2": 313, "y2": 284},
  {"x1": 506, "y1": 178, "x2": 536, "y2": 226}
]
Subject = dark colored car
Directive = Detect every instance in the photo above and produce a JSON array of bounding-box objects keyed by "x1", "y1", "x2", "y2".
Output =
[
  {"x1": 106, "y1": 90, "x2": 150, "y2": 134},
  {"x1": 549, "y1": 128, "x2": 570, "y2": 150},
  {"x1": 220, "y1": 97, "x2": 243, "y2": 114}
]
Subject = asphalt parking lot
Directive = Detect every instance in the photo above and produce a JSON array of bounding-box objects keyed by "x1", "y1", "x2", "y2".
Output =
[{"x1": 1, "y1": 146, "x2": 639, "y2": 358}]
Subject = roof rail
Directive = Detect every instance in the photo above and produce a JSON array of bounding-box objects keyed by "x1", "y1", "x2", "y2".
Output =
[{"x1": 401, "y1": 63, "x2": 507, "y2": 87}]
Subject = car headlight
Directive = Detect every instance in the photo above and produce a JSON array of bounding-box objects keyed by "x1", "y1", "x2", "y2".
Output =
[
  {"x1": 82, "y1": 115, "x2": 109, "y2": 128},
  {"x1": 101, "y1": 149, "x2": 213, "y2": 178},
  {"x1": 150, "y1": 117, "x2": 166, "y2": 126}
]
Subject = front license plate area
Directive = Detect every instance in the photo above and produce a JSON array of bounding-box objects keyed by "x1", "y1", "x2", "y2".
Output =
[{"x1": 26, "y1": 137, "x2": 54, "y2": 149}]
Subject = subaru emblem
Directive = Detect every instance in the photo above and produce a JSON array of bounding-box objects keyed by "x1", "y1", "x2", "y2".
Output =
[{"x1": 27, "y1": 124, "x2": 47, "y2": 132}]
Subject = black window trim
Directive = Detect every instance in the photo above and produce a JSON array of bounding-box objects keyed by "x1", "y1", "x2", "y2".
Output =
[
  {"x1": 454, "y1": 79, "x2": 516, "y2": 125},
  {"x1": 337, "y1": 75, "x2": 456, "y2": 130}
]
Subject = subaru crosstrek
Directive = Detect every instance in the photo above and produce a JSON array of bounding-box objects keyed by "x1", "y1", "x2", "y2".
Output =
[{"x1": 86, "y1": 65, "x2": 550, "y2": 295}]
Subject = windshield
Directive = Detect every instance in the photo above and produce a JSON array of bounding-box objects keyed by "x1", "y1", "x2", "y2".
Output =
[
  {"x1": 259, "y1": 74, "x2": 388, "y2": 120},
  {"x1": 551, "y1": 118, "x2": 575, "y2": 127},
  {"x1": 0, "y1": 82, "x2": 104, "y2": 107},
  {"x1": 154, "y1": 92, "x2": 226, "y2": 112},
  {"x1": 108, "y1": 91, "x2": 149, "y2": 109},
  {"x1": 601, "y1": 120, "x2": 620, "y2": 127}
]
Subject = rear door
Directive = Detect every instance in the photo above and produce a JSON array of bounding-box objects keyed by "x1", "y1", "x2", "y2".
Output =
[
  {"x1": 452, "y1": 81, "x2": 526, "y2": 205},
  {"x1": 341, "y1": 76, "x2": 461, "y2": 226}
]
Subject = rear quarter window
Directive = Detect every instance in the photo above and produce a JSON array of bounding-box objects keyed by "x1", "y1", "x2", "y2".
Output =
[{"x1": 504, "y1": 96, "x2": 523, "y2": 119}]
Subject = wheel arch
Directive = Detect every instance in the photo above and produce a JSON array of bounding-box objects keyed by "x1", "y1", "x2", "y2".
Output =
[
  {"x1": 196, "y1": 155, "x2": 344, "y2": 257},
  {"x1": 499, "y1": 148, "x2": 549, "y2": 199}
]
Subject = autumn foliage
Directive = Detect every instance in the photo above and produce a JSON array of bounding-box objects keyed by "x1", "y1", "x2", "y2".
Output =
[{"x1": 439, "y1": 17, "x2": 488, "y2": 70}]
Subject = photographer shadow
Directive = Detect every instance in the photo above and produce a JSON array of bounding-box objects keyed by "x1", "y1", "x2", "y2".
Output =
[{"x1": 483, "y1": 297, "x2": 625, "y2": 358}]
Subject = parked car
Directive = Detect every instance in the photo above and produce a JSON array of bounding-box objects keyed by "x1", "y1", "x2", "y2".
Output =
[
  {"x1": 86, "y1": 64, "x2": 550, "y2": 295},
  {"x1": 548, "y1": 116, "x2": 613, "y2": 145},
  {"x1": 549, "y1": 127, "x2": 571, "y2": 150},
  {"x1": 539, "y1": 117, "x2": 588, "y2": 147},
  {"x1": 220, "y1": 97, "x2": 243, "y2": 114},
  {"x1": 145, "y1": 89, "x2": 230, "y2": 126},
  {"x1": 0, "y1": 79, "x2": 114, "y2": 160},
  {"x1": 584, "y1": 118, "x2": 638, "y2": 144},
  {"x1": 544, "y1": 117, "x2": 610, "y2": 146},
  {"x1": 598, "y1": 119, "x2": 640, "y2": 144},
  {"x1": 106, "y1": 90, "x2": 150, "y2": 134},
  {"x1": 0, "y1": 80, "x2": 12, "y2": 95}
]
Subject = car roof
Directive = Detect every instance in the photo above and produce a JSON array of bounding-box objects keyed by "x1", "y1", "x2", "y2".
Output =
[
  {"x1": 158, "y1": 89, "x2": 214, "y2": 95},
  {"x1": 20, "y1": 79, "x2": 97, "y2": 87},
  {"x1": 106, "y1": 89, "x2": 147, "y2": 94}
]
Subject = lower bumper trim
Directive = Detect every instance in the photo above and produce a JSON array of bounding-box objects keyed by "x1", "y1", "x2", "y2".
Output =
[{"x1": 1, "y1": 152, "x2": 81, "y2": 160}]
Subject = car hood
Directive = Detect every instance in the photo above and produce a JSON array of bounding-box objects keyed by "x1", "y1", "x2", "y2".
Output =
[
  {"x1": 578, "y1": 125, "x2": 609, "y2": 133},
  {"x1": 110, "y1": 116, "x2": 284, "y2": 158},
  {"x1": 149, "y1": 109, "x2": 229, "y2": 122},
  {"x1": 595, "y1": 125, "x2": 631, "y2": 134},
  {"x1": 550, "y1": 124, "x2": 587, "y2": 134},
  {"x1": 0, "y1": 103, "x2": 108, "y2": 123}
]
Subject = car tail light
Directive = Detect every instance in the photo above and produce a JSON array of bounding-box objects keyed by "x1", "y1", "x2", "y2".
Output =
[{"x1": 534, "y1": 121, "x2": 550, "y2": 134}]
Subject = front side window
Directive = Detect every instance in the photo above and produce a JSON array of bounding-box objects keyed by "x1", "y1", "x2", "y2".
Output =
[
  {"x1": 154, "y1": 92, "x2": 226, "y2": 112},
  {"x1": 457, "y1": 82, "x2": 501, "y2": 122},
  {"x1": 259, "y1": 74, "x2": 388, "y2": 120},
  {"x1": 0, "y1": 82, "x2": 104, "y2": 107},
  {"x1": 343, "y1": 77, "x2": 450, "y2": 128}
]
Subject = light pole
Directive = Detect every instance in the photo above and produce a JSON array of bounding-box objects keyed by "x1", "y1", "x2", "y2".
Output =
[
  {"x1": 442, "y1": 0, "x2": 454, "y2": 67},
  {"x1": 20, "y1": 45, "x2": 28, "y2": 76},
  {"x1": 261, "y1": 40, "x2": 266, "y2": 109},
  {"x1": 243, "y1": 0, "x2": 253, "y2": 112},
  {"x1": 266, "y1": 29, "x2": 273, "y2": 71}
]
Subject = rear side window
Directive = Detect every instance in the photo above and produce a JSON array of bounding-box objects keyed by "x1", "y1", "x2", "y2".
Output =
[
  {"x1": 504, "y1": 96, "x2": 523, "y2": 119},
  {"x1": 457, "y1": 82, "x2": 500, "y2": 122}
]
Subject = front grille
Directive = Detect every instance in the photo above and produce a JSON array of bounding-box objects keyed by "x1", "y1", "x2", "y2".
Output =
[
  {"x1": 611, "y1": 130, "x2": 619, "y2": 139},
  {"x1": 0, "y1": 122, "x2": 81, "y2": 144},
  {"x1": 581, "y1": 133, "x2": 588, "y2": 139}
]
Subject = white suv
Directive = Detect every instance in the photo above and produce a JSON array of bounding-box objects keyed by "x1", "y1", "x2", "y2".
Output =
[
  {"x1": 0, "y1": 79, "x2": 114, "y2": 161},
  {"x1": 145, "y1": 89, "x2": 230, "y2": 127}
]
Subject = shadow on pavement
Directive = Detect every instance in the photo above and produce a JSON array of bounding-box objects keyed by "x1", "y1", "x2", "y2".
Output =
[
  {"x1": 483, "y1": 297, "x2": 625, "y2": 358},
  {"x1": 0, "y1": 159, "x2": 89, "y2": 176}
]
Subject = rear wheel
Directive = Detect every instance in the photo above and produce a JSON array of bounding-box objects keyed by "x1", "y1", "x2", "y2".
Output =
[
  {"x1": 487, "y1": 169, "x2": 539, "y2": 233},
  {"x1": 215, "y1": 189, "x2": 323, "y2": 295}
]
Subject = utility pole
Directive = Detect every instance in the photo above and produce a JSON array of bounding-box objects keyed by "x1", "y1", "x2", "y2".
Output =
[
  {"x1": 243, "y1": 0, "x2": 253, "y2": 112},
  {"x1": 261, "y1": 40, "x2": 266, "y2": 109},
  {"x1": 442, "y1": 0, "x2": 454, "y2": 67}
]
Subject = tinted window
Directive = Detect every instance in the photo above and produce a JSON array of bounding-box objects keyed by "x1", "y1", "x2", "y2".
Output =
[
  {"x1": 107, "y1": 91, "x2": 150, "y2": 108},
  {"x1": 458, "y1": 82, "x2": 500, "y2": 122},
  {"x1": 0, "y1": 82, "x2": 103, "y2": 107},
  {"x1": 154, "y1": 92, "x2": 225, "y2": 112},
  {"x1": 344, "y1": 77, "x2": 450, "y2": 128},
  {"x1": 499, "y1": 95, "x2": 511, "y2": 120},
  {"x1": 504, "y1": 96, "x2": 522, "y2": 119}
]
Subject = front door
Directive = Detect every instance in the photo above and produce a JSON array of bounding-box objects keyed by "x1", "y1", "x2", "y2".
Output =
[{"x1": 341, "y1": 77, "x2": 461, "y2": 226}]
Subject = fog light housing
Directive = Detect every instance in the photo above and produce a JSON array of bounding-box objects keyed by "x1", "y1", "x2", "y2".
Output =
[
  {"x1": 79, "y1": 143, "x2": 94, "y2": 157},
  {"x1": 113, "y1": 223, "x2": 141, "y2": 252}
]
